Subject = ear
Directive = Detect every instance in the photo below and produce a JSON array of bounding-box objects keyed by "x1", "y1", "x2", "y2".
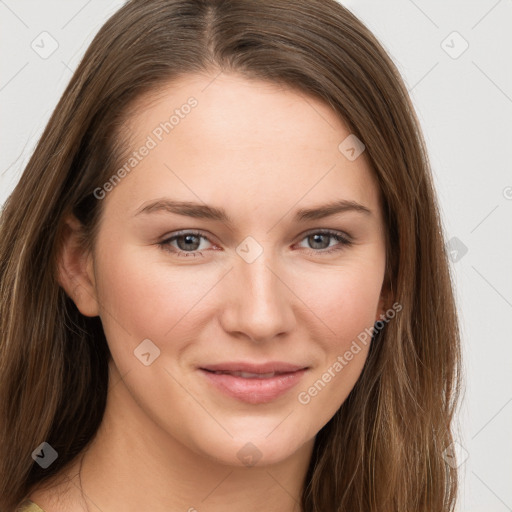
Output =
[{"x1": 56, "y1": 214, "x2": 99, "y2": 317}]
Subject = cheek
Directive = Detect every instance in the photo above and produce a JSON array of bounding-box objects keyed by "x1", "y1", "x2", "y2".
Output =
[
  {"x1": 94, "y1": 243, "x2": 223, "y2": 361},
  {"x1": 96, "y1": 237, "x2": 385, "y2": 363},
  {"x1": 295, "y1": 257, "x2": 385, "y2": 345},
  {"x1": 290, "y1": 257, "x2": 384, "y2": 424}
]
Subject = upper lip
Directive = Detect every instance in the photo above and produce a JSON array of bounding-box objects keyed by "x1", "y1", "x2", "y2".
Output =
[{"x1": 200, "y1": 361, "x2": 308, "y2": 374}]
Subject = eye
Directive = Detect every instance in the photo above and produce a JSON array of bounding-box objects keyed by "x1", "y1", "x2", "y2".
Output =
[
  {"x1": 158, "y1": 229, "x2": 353, "y2": 257},
  {"x1": 296, "y1": 230, "x2": 353, "y2": 255},
  {"x1": 158, "y1": 231, "x2": 214, "y2": 257}
]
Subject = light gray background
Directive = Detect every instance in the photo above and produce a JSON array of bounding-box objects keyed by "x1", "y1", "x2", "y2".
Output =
[{"x1": 1, "y1": 1, "x2": 511, "y2": 510}]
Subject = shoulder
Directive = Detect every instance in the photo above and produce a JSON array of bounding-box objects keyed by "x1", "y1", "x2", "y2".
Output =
[
  {"x1": 16, "y1": 500, "x2": 46, "y2": 512},
  {"x1": 22, "y1": 463, "x2": 84, "y2": 512}
]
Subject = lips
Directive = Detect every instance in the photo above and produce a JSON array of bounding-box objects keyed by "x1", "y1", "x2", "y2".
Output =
[{"x1": 199, "y1": 361, "x2": 309, "y2": 404}]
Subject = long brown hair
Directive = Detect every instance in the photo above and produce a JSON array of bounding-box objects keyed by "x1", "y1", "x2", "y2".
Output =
[{"x1": 0, "y1": 1, "x2": 462, "y2": 510}]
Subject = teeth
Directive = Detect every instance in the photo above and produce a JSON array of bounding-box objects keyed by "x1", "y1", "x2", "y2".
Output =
[
  {"x1": 239, "y1": 371, "x2": 276, "y2": 378},
  {"x1": 213, "y1": 370, "x2": 277, "y2": 378}
]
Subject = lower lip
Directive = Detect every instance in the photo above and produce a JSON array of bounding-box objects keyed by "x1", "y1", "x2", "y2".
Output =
[{"x1": 199, "y1": 369, "x2": 308, "y2": 404}]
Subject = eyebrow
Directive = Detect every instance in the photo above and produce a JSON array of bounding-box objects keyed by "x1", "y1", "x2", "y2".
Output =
[{"x1": 135, "y1": 198, "x2": 372, "y2": 223}]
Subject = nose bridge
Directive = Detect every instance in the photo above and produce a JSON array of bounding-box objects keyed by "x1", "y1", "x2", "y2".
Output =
[{"x1": 221, "y1": 237, "x2": 295, "y2": 341}]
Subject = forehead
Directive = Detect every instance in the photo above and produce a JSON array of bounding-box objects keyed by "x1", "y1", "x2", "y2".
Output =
[{"x1": 106, "y1": 72, "x2": 382, "y2": 222}]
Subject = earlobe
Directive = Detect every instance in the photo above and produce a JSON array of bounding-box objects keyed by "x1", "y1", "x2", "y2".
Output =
[
  {"x1": 56, "y1": 215, "x2": 100, "y2": 317},
  {"x1": 375, "y1": 298, "x2": 386, "y2": 323},
  {"x1": 375, "y1": 280, "x2": 392, "y2": 322}
]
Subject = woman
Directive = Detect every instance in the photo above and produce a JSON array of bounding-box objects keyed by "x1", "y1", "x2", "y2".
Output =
[{"x1": 0, "y1": 0, "x2": 462, "y2": 510}]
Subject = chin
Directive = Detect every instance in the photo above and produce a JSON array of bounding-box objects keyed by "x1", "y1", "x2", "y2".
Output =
[{"x1": 186, "y1": 419, "x2": 312, "y2": 468}]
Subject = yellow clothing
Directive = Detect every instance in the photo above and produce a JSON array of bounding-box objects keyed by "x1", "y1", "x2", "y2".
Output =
[{"x1": 17, "y1": 500, "x2": 45, "y2": 512}]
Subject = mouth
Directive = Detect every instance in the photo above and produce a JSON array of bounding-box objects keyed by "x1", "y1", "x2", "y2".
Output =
[
  {"x1": 205, "y1": 370, "x2": 289, "y2": 379},
  {"x1": 199, "y1": 362, "x2": 309, "y2": 404}
]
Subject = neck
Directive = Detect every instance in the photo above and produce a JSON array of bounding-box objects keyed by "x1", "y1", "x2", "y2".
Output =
[{"x1": 73, "y1": 366, "x2": 314, "y2": 512}]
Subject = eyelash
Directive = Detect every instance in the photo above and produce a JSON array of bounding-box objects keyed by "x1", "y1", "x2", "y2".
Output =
[{"x1": 158, "y1": 229, "x2": 353, "y2": 257}]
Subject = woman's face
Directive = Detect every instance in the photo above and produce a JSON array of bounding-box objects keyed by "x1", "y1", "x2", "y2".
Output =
[{"x1": 80, "y1": 72, "x2": 387, "y2": 467}]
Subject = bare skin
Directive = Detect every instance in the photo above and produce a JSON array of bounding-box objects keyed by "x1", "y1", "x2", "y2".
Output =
[{"x1": 30, "y1": 72, "x2": 388, "y2": 512}]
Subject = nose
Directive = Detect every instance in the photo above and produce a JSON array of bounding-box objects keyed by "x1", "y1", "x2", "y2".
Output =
[{"x1": 219, "y1": 251, "x2": 296, "y2": 343}]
